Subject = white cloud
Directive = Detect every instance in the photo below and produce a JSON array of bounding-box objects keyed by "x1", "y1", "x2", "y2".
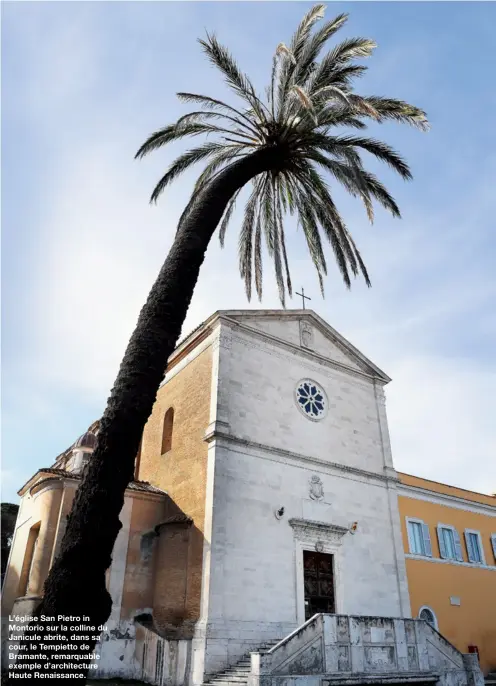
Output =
[
  {"x1": 386, "y1": 356, "x2": 496, "y2": 495},
  {"x1": 4, "y1": 1, "x2": 495, "y2": 500}
]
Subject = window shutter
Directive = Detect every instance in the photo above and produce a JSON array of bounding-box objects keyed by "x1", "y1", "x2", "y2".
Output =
[
  {"x1": 422, "y1": 524, "x2": 432, "y2": 557},
  {"x1": 465, "y1": 531, "x2": 476, "y2": 563},
  {"x1": 406, "y1": 521, "x2": 415, "y2": 554},
  {"x1": 437, "y1": 525, "x2": 447, "y2": 559},
  {"x1": 491, "y1": 534, "x2": 496, "y2": 562},
  {"x1": 452, "y1": 529, "x2": 463, "y2": 562}
]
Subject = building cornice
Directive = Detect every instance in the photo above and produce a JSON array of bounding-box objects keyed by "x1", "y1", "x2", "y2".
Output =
[
  {"x1": 220, "y1": 310, "x2": 391, "y2": 382},
  {"x1": 398, "y1": 483, "x2": 496, "y2": 517},
  {"x1": 19, "y1": 469, "x2": 167, "y2": 501},
  {"x1": 289, "y1": 518, "x2": 349, "y2": 537},
  {"x1": 204, "y1": 427, "x2": 399, "y2": 488},
  {"x1": 405, "y1": 553, "x2": 496, "y2": 572},
  {"x1": 220, "y1": 313, "x2": 389, "y2": 385}
]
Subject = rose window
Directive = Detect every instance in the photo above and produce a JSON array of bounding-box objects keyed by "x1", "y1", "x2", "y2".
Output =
[{"x1": 295, "y1": 380, "x2": 327, "y2": 420}]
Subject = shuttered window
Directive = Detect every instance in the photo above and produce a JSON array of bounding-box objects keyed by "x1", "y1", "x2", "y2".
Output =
[
  {"x1": 491, "y1": 534, "x2": 496, "y2": 562},
  {"x1": 407, "y1": 518, "x2": 432, "y2": 557},
  {"x1": 465, "y1": 530, "x2": 485, "y2": 565},
  {"x1": 437, "y1": 525, "x2": 463, "y2": 562}
]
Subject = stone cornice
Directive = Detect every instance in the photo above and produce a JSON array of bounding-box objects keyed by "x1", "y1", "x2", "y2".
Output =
[
  {"x1": 220, "y1": 310, "x2": 391, "y2": 383},
  {"x1": 204, "y1": 428, "x2": 399, "y2": 487},
  {"x1": 19, "y1": 469, "x2": 166, "y2": 502},
  {"x1": 221, "y1": 315, "x2": 387, "y2": 386},
  {"x1": 29, "y1": 477, "x2": 65, "y2": 497},
  {"x1": 289, "y1": 518, "x2": 349, "y2": 537},
  {"x1": 398, "y1": 483, "x2": 496, "y2": 517},
  {"x1": 405, "y1": 553, "x2": 496, "y2": 572}
]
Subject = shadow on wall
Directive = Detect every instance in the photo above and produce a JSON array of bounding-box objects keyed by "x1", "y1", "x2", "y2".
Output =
[
  {"x1": 146, "y1": 496, "x2": 205, "y2": 641},
  {"x1": 130, "y1": 498, "x2": 205, "y2": 686}
]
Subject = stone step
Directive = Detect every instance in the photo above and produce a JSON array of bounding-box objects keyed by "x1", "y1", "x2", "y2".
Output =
[
  {"x1": 203, "y1": 637, "x2": 283, "y2": 686},
  {"x1": 209, "y1": 675, "x2": 249, "y2": 681},
  {"x1": 204, "y1": 675, "x2": 249, "y2": 684}
]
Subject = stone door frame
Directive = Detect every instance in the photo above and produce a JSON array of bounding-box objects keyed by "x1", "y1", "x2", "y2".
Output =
[{"x1": 289, "y1": 518, "x2": 348, "y2": 625}]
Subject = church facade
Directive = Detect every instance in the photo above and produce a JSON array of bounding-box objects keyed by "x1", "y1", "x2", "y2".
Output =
[{"x1": 2, "y1": 310, "x2": 494, "y2": 684}]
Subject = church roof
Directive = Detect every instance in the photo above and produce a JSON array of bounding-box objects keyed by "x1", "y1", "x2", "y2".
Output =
[
  {"x1": 18, "y1": 468, "x2": 166, "y2": 497},
  {"x1": 176, "y1": 309, "x2": 391, "y2": 383},
  {"x1": 45, "y1": 308, "x2": 388, "y2": 483}
]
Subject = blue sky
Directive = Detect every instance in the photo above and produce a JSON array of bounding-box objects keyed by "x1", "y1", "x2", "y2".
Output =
[{"x1": 2, "y1": 1, "x2": 495, "y2": 502}]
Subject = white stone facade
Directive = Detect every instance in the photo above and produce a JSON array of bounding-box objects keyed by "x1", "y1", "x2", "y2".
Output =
[
  {"x1": 194, "y1": 311, "x2": 411, "y2": 679},
  {"x1": 2, "y1": 309, "x2": 418, "y2": 686}
]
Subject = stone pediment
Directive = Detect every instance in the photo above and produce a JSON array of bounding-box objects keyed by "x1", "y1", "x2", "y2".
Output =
[{"x1": 220, "y1": 310, "x2": 390, "y2": 383}]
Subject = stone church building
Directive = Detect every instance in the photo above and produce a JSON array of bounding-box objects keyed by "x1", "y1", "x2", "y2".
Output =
[{"x1": 2, "y1": 310, "x2": 488, "y2": 686}]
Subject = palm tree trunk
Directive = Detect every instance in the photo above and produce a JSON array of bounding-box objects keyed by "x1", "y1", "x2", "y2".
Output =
[{"x1": 13, "y1": 145, "x2": 284, "y2": 681}]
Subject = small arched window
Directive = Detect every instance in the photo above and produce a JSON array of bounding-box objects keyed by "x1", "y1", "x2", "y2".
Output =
[
  {"x1": 134, "y1": 435, "x2": 143, "y2": 481},
  {"x1": 162, "y1": 408, "x2": 174, "y2": 454},
  {"x1": 419, "y1": 606, "x2": 438, "y2": 631}
]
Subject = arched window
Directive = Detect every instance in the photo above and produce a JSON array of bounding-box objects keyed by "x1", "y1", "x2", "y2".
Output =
[
  {"x1": 18, "y1": 522, "x2": 40, "y2": 597},
  {"x1": 162, "y1": 408, "x2": 174, "y2": 454},
  {"x1": 419, "y1": 606, "x2": 438, "y2": 631},
  {"x1": 134, "y1": 435, "x2": 143, "y2": 481}
]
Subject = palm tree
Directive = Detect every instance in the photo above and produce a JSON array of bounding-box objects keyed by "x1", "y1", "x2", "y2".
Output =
[{"x1": 30, "y1": 5, "x2": 428, "y2": 677}]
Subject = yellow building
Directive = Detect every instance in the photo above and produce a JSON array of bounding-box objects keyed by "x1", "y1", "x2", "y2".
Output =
[{"x1": 398, "y1": 473, "x2": 496, "y2": 674}]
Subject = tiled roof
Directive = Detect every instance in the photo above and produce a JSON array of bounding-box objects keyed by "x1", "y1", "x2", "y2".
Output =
[
  {"x1": 20, "y1": 468, "x2": 166, "y2": 497},
  {"x1": 155, "y1": 514, "x2": 193, "y2": 530},
  {"x1": 128, "y1": 480, "x2": 167, "y2": 495}
]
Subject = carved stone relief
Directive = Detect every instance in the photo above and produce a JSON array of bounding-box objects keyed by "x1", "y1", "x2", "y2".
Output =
[
  {"x1": 300, "y1": 321, "x2": 314, "y2": 349},
  {"x1": 289, "y1": 518, "x2": 348, "y2": 547},
  {"x1": 309, "y1": 474, "x2": 324, "y2": 501}
]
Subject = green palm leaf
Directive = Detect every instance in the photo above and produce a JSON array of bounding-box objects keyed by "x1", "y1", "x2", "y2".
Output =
[{"x1": 137, "y1": 3, "x2": 428, "y2": 306}]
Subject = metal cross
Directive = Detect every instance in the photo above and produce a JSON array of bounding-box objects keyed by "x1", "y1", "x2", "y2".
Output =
[{"x1": 296, "y1": 288, "x2": 311, "y2": 310}]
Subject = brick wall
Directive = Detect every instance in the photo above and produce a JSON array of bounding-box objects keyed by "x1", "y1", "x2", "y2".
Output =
[{"x1": 137, "y1": 344, "x2": 213, "y2": 626}]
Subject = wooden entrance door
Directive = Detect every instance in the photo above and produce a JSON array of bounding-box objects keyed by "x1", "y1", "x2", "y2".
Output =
[{"x1": 303, "y1": 550, "x2": 335, "y2": 620}]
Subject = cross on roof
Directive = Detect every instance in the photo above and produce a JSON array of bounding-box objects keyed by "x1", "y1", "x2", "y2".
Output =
[{"x1": 295, "y1": 288, "x2": 311, "y2": 310}]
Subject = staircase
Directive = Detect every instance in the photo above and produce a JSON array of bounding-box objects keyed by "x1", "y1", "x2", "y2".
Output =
[{"x1": 203, "y1": 639, "x2": 282, "y2": 686}]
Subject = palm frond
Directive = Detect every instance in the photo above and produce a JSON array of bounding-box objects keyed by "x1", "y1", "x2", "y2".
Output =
[
  {"x1": 136, "y1": 122, "x2": 242, "y2": 161},
  {"x1": 276, "y1": 43, "x2": 296, "y2": 64},
  {"x1": 309, "y1": 38, "x2": 376, "y2": 96},
  {"x1": 260, "y1": 175, "x2": 276, "y2": 256},
  {"x1": 276, "y1": 177, "x2": 293, "y2": 298},
  {"x1": 238, "y1": 184, "x2": 259, "y2": 300},
  {"x1": 200, "y1": 33, "x2": 269, "y2": 123},
  {"x1": 276, "y1": 4, "x2": 326, "y2": 121},
  {"x1": 360, "y1": 96, "x2": 430, "y2": 130},
  {"x1": 149, "y1": 142, "x2": 230, "y2": 203},
  {"x1": 174, "y1": 110, "x2": 259, "y2": 139},
  {"x1": 176, "y1": 92, "x2": 263, "y2": 135},
  {"x1": 138, "y1": 5, "x2": 428, "y2": 307},
  {"x1": 334, "y1": 135, "x2": 412, "y2": 179},
  {"x1": 193, "y1": 149, "x2": 244, "y2": 195},
  {"x1": 254, "y1": 206, "x2": 263, "y2": 300},
  {"x1": 295, "y1": 162, "x2": 363, "y2": 285},
  {"x1": 135, "y1": 125, "x2": 187, "y2": 159},
  {"x1": 293, "y1": 13, "x2": 349, "y2": 86}
]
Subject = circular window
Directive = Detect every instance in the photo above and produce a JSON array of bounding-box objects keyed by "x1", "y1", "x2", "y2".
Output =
[
  {"x1": 419, "y1": 606, "x2": 438, "y2": 630},
  {"x1": 295, "y1": 379, "x2": 327, "y2": 420}
]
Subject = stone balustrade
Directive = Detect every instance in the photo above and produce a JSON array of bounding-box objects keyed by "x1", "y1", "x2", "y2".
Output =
[{"x1": 249, "y1": 614, "x2": 484, "y2": 686}]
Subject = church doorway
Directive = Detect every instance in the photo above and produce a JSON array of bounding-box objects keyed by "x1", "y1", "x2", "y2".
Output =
[{"x1": 303, "y1": 550, "x2": 335, "y2": 620}]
